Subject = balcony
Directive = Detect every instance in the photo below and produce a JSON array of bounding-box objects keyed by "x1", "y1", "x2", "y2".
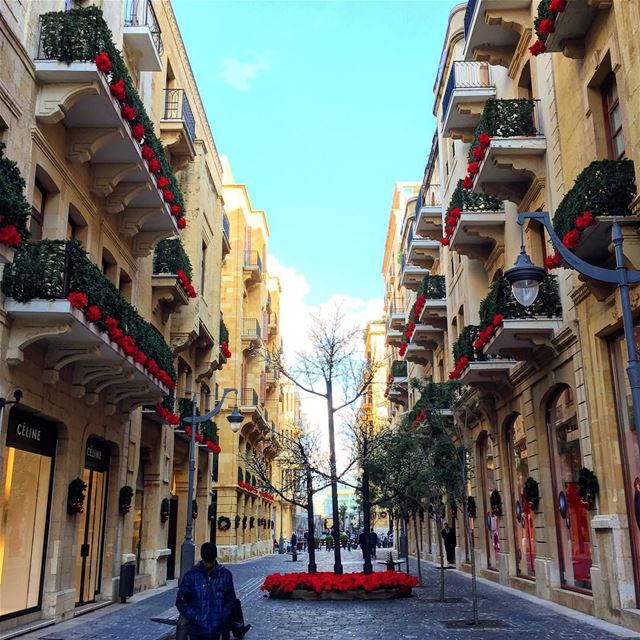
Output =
[
  {"x1": 385, "y1": 327, "x2": 403, "y2": 347},
  {"x1": 404, "y1": 341, "x2": 434, "y2": 365},
  {"x1": 268, "y1": 313, "x2": 278, "y2": 337},
  {"x1": 388, "y1": 360, "x2": 408, "y2": 405},
  {"x1": 151, "y1": 239, "x2": 192, "y2": 323},
  {"x1": 241, "y1": 318, "x2": 262, "y2": 346},
  {"x1": 471, "y1": 99, "x2": 546, "y2": 204},
  {"x1": 35, "y1": 10, "x2": 178, "y2": 253},
  {"x1": 265, "y1": 368, "x2": 278, "y2": 388},
  {"x1": 387, "y1": 298, "x2": 406, "y2": 330},
  {"x1": 123, "y1": 0, "x2": 163, "y2": 72},
  {"x1": 400, "y1": 254, "x2": 429, "y2": 291},
  {"x1": 240, "y1": 388, "x2": 269, "y2": 434},
  {"x1": 416, "y1": 275, "x2": 447, "y2": 328},
  {"x1": 441, "y1": 62, "x2": 496, "y2": 141},
  {"x1": 407, "y1": 228, "x2": 440, "y2": 270},
  {"x1": 161, "y1": 89, "x2": 196, "y2": 166},
  {"x1": 1, "y1": 240, "x2": 175, "y2": 412},
  {"x1": 479, "y1": 275, "x2": 562, "y2": 360},
  {"x1": 463, "y1": 0, "x2": 533, "y2": 70},
  {"x1": 552, "y1": 160, "x2": 638, "y2": 268},
  {"x1": 222, "y1": 213, "x2": 231, "y2": 257},
  {"x1": 243, "y1": 251, "x2": 263, "y2": 286},
  {"x1": 542, "y1": 0, "x2": 612, "y2": 59}
]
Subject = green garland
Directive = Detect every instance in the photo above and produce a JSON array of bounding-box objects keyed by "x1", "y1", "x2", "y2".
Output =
[
  {"x1": 468, "y1": 99, "x2": 538, "y2": 162},
  {"x1": 418, "y1": 274, "x2": 446, "y2": 299},
  {"x1": 552, "y1": 160, "x2": 636, "y2": 240},
  {"x1": 119, "y1": 485, "x2": 134, "y2": 515},
  {"x1": 0, "y1": 143, "x2": 31, "y2": 239},
  {"x1": 2, "y1": 239, "x2": 176, "y2": 381},
  {"x1": 153, "y1": 239, "x2": 193, "y2": 279},
  {"x1": 39, "y1": 7, "x2": 185, "y2": 218},
  {"x1": 391, "y1": 360, "x2": 407, "y2": 377},
  {"x1": 452, "y1": 325, "x2": 482, "y2": 363},
  {"x1": 448, "y1": 180, "x2": 503, "y2": 213},
  {"x1": 523, "y1": 477, "x2": 540, "y2": 511},
  {"x1": 67, "y1": 477, "x2": 87, "y2": 515},
  {"x1": 220, "y1": 318, "x2": 230, "y2": 344},
  {"x1": 218, "y1": 515, "x2": 231, "y2": 531}
]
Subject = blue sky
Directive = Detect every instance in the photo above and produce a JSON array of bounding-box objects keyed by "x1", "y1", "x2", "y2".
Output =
[{"x1": 173, "y1": 0, "x2": 458, "y2": 307}]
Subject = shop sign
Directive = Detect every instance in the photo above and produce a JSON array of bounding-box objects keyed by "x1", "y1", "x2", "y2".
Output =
[
  {"x1": 6, "y1": 407, "x2": 57, "y2": 457},
  {"x1": 84, "y1": 436, "x2": 111, "y2": 471}
]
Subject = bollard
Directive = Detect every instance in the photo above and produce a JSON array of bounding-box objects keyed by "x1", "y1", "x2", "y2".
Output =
[
  {"x1": 386, "y1": 551, "x2": 395, "y2": 571},
  {"x1": 292, "y1": 548, "x2": 298, "y2": 562},
  {"x1": 176, "y1": 615, "x2": 189, "y2": 640}
]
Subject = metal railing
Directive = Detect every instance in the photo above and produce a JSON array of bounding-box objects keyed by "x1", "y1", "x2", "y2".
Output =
[
  {"x1": 464, "y1": 0, "x2": 479, "y2": 40},
  {"x1": 125, "y1": 0, "x2": 163, "y2": 57},
  {"x1": 388, "y1": 299, "x2": 405, "y2": 316},
  {"x1": 244, "y1": 251, "x2": 263, "y2": 273},
  {"x1": 163, "y1": 89, "x2": 196, "y2": 145},
  {"x1": 222, "y1": 213, "x2": 230, "y2": 241},
  {"x1": 241, "y1": 388, "x2": 258, "y2": 407},
  {"x1": 442, "y1": 61, "x2": 493, "y2": 123},
  {"x1": 242, "y1": 318, "x2": 261, "y2": 339}
]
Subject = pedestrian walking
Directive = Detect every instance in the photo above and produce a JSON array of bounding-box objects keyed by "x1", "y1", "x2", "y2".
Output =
[
  {"x1": 176, "y1": 542, "x2": 251, "y2": 640},
  {"x1": 303, "y1": 531, "x2": 308, "y2": 551},
  {"x1": 369, "y1": 528, "x2": 379, "y2": 559},
  {"x1": 358, "y1": 529, "x2": 367, "y2": 558},
  {"x1": 441, "y1": 521, "x2": 456, "y2": 565}
]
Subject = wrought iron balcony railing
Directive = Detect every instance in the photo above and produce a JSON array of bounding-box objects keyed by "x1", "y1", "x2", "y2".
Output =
[
  {"x1": 464, "y1": 0, "x2": 479, "y2": 40},
  {"x1": 242, "y1": 318, "x2": 261, "y2": 339},
  {"x1": 163, "y1": 89, "x2": 196, "y2": 145},
  {"x1": 244, "y1": 251, "x2": 263, "y2": 273},
  {"x1": 241, "y1": 388, "x2": 259, "y2": 408},
  {"x1": 125, "y1": 0, "x2": 163, "y2": 56},
  {"x1": 442, "y1": 61, "x2": 493, "y2": 123}
]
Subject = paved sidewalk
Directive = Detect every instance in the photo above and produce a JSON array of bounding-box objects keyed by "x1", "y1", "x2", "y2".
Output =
[{"x1": 15, "y1": 549, "x2": 640, "y2": 640}]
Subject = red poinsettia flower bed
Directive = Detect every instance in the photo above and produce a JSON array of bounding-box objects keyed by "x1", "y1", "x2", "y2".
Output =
[
  {"x1": 238, "y1": 480, "x2": 258, "y2": 494},
  {"x1": 261, "y1": 571, "x2": 417, "y2": 596},
  {"x1": 260, "y1": 490, "x2": 274, "y2": 501}
]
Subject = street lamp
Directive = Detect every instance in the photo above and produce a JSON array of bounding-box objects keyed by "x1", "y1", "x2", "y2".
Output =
[
  {"x1": 505, "y1": 211, "x2": 640, "y2": 450},
  {"x1": 178, "y1": 387, "x2": 244, "y2": 580}
]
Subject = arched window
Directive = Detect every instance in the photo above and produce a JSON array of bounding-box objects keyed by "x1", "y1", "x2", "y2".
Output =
[
  {"x1": 506, "y1": 414, "x2": 536, "y2": 578},
  {"x1": 547, "y1": 386, "x2": 592, "y2": 591},
  {"x1": 478, "y1": 432, "x2": 498, "y2": 570}
]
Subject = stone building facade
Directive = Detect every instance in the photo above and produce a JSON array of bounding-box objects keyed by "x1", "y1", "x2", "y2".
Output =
[{"x1": 381, "y1": 0, "x2": 640, "y2": 631}]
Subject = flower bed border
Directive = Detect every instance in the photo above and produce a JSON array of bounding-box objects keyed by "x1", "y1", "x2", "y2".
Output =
[{"x1": 268, "y1": 588, "x2": 411, "y2": 601}]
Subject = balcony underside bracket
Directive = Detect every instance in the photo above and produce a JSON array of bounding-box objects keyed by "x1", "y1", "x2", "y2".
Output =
[
  {"x1": 92, "y1": 163, "x2": 139, "y2": 197},
  {"x1": 133, "y1": 230, "x2": 175, "y2": 258},
  {"x1": 42, "y1": 342, "x2": 101, "y2": 384},
  {"x1": 71, "y1": 362, "x2": 124, "y2": 399},
  {"x1": 6, "y1": 321, "x2": 73, "y2": 365},
  {"x1": 35, "y1": 82, "x2": 100, "y2": 124},
  {"x1": 105, "y1": 182, "x2": 152, "y2": 214},
  {"x1": 67, "y1": 127, "x2": 123, "y2": 164}
]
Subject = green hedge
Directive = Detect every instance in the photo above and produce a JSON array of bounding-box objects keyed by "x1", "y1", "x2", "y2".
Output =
[
  {"x1": 478, "y1": 275, "x2": 561, "y2": 327},
  {"x1": 39, "y1": 7, "x2": 185, "y2": 217},
  {"x1": 177, "y1": 396, "x2": 218, "y2": 441},
  {"x1": 533, "y1": 0, "x2": 554, "y2": 41},
  {"x1": 0, "y1": 143, "x2": 31, "y2": 237},
  {"x1": 552, "y1": 160, "x2": 637, "y2": 239},
  {"x1": 1, "y1": 239, "x2": 175, "y2": 380},
  {"x1": 448, "y1": 180, "x2": 503, "y2": 213},
  {"x1": 391, "y1": 360, "x2": 408, "y2": 377},
  {"x1": 220, "y1": 318, "x2": 229, "y2": 344},
  {"x1": 420, "y1": 381, "x2": 459, "y2": 409},
  {"x1": 452, "y1": 325, "x2": 482, "y2": 363},
  {"x1": 153, "y1": 239, "x2": 193, "y2": 279},
  {"x1": 468, "y1": 99, "x2": 538, "y2": 162}
]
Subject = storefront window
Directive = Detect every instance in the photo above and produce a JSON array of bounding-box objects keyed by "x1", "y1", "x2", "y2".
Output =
[
  {"x1": 479, "y1": 432, "x2": 499, "y2": 570},
  {"x1": 0, "y1": 409, "x2": 56, "y2": 619},
  {"x1": 609, "y1": 326, "x2": 640, "y2": 606},
  {"x1": 133, "y1": 457, "x2": 144, "y2": 573},
  {"x1": 507, "y1": 414, "x2": 536, "y2": 578},
  {"x1": 547, "y1": 386, "x2": 592, "y2": 591}
]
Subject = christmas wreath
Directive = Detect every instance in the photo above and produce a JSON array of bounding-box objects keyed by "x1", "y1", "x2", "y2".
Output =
[
  {"x1": 249, "y1": 516, "x2": 255, "y2": 529},
  {"x1": 490, "y1": 489, "x2": 503, "y2": 517},
  {"x1": 578, "y1": 467, "x2": 599, "y2": 510},
  {"x1": 192, "y1": 499, "x2": 198, "y2": 519},
  {"x1": 161, "y1": 498, "x2": 170, "y2": 523},
  {"x1": 218, "y1": 515, "x2": 231, "y2": 531},
  {"x1": 523, "y1": 477, "x2": 540, "y2": 511},
  {"x1": 234, "y1": 515, "x2": 241, "y2": 529},
  {"x1": 67, "y1": 477, "x2": 87, "y2": 515},
  {"x1": 119, "y1": 485, "x2": 133, "y2": 515},
  {"x1": 242, "y1": 515, "x2": 248, "y2": 530},
  {"x1": 467, "y1": 496, "x2": 477, "y2": 519}
]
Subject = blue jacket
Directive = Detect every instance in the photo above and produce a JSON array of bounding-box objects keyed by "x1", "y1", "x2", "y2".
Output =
[{"x1": 176, "y1": 561, "x2": 236, "y2": 638}]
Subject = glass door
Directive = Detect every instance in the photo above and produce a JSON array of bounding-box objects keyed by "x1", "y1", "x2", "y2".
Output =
[{"x1": 75, "y1": 468, "x2": 108, "y2": 605}]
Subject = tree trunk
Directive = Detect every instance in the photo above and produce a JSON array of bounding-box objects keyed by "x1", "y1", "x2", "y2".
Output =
[
  {"x1": 326, "y1": 381, "x2": 343, "y2": 574},
  {"x1": 362, "y1": 436, "x2": 373, "y2": 574},
  {"x1": 437, "y1": 518, "x2": 445, "y2": 602},
  {"x1": 306, "y1": 470, "x2": 317, "y2": 573},
  {"x1": 412, "y1": 512, "x2": 422, "y2": 586}
]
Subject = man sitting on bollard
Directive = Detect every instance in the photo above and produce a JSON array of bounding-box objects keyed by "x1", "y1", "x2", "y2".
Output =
[{"x1": 176, "y1": 542, "x2": 251, "y2": 640}]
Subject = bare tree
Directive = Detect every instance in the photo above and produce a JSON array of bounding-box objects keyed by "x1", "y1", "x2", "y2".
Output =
[{"x1": 263, "y1": 302, "x2": 377, "y2": 574}]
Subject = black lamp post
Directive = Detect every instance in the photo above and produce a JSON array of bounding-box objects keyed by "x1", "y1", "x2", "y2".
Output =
[
  {"x1": 178, "y1": 388, "x2": 244, "y2": 580},
  {"x1": 505, "y1": 212, "x2": 640, "y2": 449},
  {"x1": 0, "y1": 389, "x2": 23, "y2": 433}
]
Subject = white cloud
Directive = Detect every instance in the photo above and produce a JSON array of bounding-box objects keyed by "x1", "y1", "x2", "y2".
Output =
[
  {"x1": 218, "y1": 56, "x2": 271, "y2": 91},
  {"x1": 268, "y1": 255, "x2": 383, "y2": 471}
]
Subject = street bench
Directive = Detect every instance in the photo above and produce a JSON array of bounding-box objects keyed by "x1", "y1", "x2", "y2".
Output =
[{"x1": 378, "y1": 559, "x2": 404, "y2": 571}]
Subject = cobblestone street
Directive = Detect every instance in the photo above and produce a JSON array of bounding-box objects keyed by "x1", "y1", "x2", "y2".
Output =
[{"x1": 16, "y1": 550, "x2": 639, "y2": 640}]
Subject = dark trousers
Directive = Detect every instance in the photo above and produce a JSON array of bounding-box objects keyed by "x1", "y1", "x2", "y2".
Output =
[{"x1": 189, "y1": 599, "x2": 244, "y2": 640}]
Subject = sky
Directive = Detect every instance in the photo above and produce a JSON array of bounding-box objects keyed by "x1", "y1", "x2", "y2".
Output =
[{"x1": 173, "y1": 0, "x2": 458, "y2": 436}]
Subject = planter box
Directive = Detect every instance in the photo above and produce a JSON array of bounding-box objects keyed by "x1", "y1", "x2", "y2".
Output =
[{"x1": 268, "y1": 588, "x2": 412, "y2": 601}]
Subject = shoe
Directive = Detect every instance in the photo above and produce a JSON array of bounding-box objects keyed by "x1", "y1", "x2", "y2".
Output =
[{"x1": 234, "y1": 623, "x2": 251, "y2": 639}]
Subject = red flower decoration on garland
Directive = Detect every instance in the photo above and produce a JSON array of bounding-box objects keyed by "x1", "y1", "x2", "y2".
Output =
[
  {"x1": 206, "y1": 441, "x2": 221, "y2": 453},
  {"x1": 529, "y1": 39, "x2": 546, "y2": 56},
  {"x1": 467, "y1": 161, "x2": 480, "y2": 175},
  {"x1": 148, "y1": 158, "x2": 161, "y2": 174},
  {"x1": 94, "y1": 51, "x2": 112, "y2": 73},
  {"x1": 67, "y1": 292, "x2": 88, "y2": 309},
  {"x1": 472, "y1": 146, "x2": 486, "y2": 161},
  {"x1": 538, "y1": 18, "x2": 555, "y2": 36},
  {"x1": 562, "y1": 229, "x2": 581, "y2": 250},
  {"x1": 0, "y1": 224, "x2": 22, "y2": 247},
  {"x1": 85, "y1": 305, "x2": 102, "y2": 323},
  {"x1": 478, "y1": 133, "x2": 491, "y2": 148},
  {"x1": 171, "y1": 204, "x2": 182, "y2": 217},
  {"x1": 462, "y1": 176, "x2": 474, "y2": 189},
  {"x1": 157, "y1": 176, "x2": 169, "y2": 189},
  {"x1": 121, "y1": 104, "x2": 137, "y2": 121},
  {"x1": 142, "y1": 144, "x2": 155, "y2": 160},
  {"x1": 110, "y1": 79, "x2": 126, "y2": 101},
  {"x1": 162, "y1": 189, "x2": 174, "y2": 203},
  {"x1": 544, "y1": 249, "x2": 562, "y2": 271},
  {"x1": 177, "y1": 217, "x2": 187, "y2": 229},
  {"x1": 131, "y1": 123, "x2": 145, "y2": 141},
  {"x1": 549, "y1": 0, "x2": 566, "y2": 12},
  {"x1": 440, "y1": 236, "x2": 450, "y2": 246},
  {"x1": 575, "y1": 211, "x2": 596, "y2": 230}
]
